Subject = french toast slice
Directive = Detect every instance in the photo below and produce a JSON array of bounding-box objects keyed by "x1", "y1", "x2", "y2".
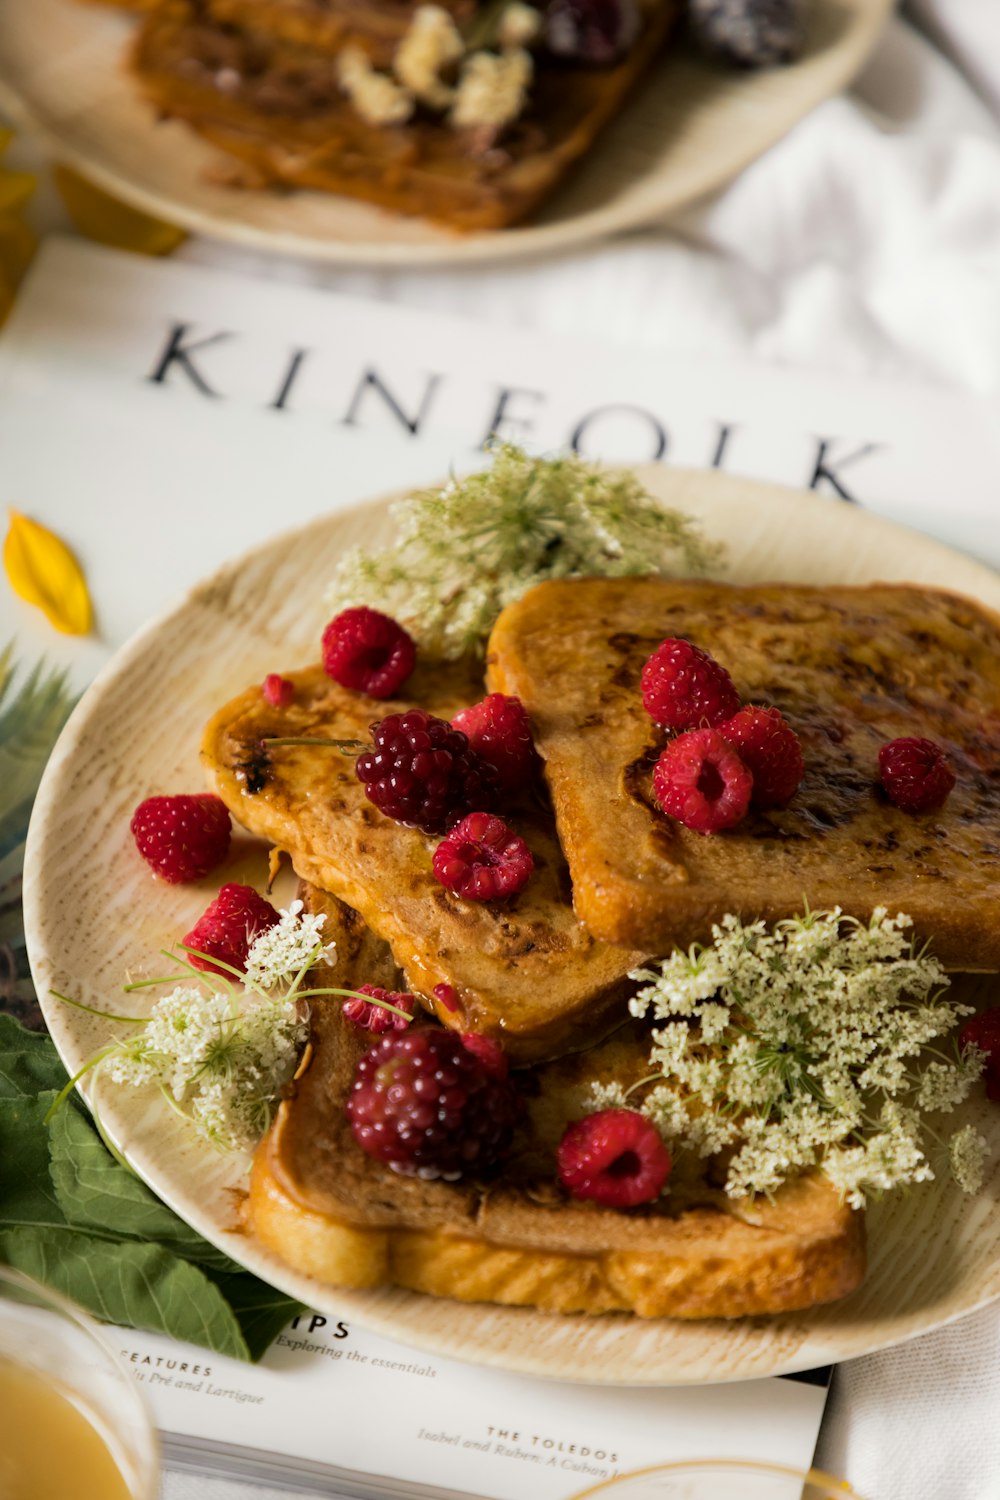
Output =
[
  {"x1": 130, "y1": 0, "x2": 680, "y2": 229},
  {"x1": 202, "y1": 656, "x2": 645, "y2": 1065},
  {"x1": 486, "y1": 577, "x2": 1000, "y2": 964},
  {"x1": 248, "y1": 884, "x2": 867, "y2": 1318}
]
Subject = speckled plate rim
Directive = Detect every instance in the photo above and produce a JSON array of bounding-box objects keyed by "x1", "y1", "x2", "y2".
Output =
[
  {"x1": 0, "y1": 0, "x2": 893, "y2": 267},
  {"x1": 23, "y1": 466, "x2": 1000, "y2": 1384}
]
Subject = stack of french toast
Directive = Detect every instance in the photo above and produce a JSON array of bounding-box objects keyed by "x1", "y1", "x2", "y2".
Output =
[
  {"x1": 82, "y1": 0, "x2": 681, "y2": 228},
  {"x1": 200, "y1": 573, "x2": 1000, "y2": 1321}
]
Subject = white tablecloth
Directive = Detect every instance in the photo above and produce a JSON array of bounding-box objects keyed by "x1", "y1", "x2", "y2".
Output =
[{"x1": 12, "y1": 4, "x2": 1000, "y2": 1497}]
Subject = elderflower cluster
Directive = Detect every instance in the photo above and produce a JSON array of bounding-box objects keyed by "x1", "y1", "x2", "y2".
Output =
[
  {"x1": 325, "y1": 445, "x2": 721, "y2": 658},
  {"x1": 594, "y1": 909, "x2": 987, "y2": 1209},
  {"x1": 95, "y1": 902, "x2": 333, "y2": 1153}
]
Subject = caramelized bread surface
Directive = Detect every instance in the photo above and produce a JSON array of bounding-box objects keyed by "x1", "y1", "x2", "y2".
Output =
[
  {"x1": 202, "y1": 656, "x2": 644, "y2": 1064},
  {"x1": 131, "y1": 0, "x2": 679, "y2": 229},
  {"x1": 487, "y1": 578, "x2": 1000, "y2": 965},
  {"x1": 203, "y1": 0, "x2": 477, "y2": 62},
  {"x1": 249, "y1": 885, "x2": 866, "y2": 1319}
]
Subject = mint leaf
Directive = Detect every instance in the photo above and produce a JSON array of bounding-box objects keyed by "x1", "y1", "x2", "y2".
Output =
[
  {"x1": 48, "y1": 1106, "x2": 241, "y2": 1274},
  {"x1": 0, "y1": 1227, "x2": 251, "y2": 1359}
]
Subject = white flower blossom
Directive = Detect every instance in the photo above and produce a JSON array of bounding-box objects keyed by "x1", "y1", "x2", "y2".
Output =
[
  {"x1": 243, "y1": 900, "x2": 334, "y2": 990},
  {"x1": 950, "y1": 1125, "x2": 988, "y2": 1195},
  {"x1": 621, "y1": 909, "x2": 987, "y2": 1207}
]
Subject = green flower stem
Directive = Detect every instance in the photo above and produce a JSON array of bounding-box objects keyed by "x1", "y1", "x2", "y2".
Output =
[
  {"x1": 50, "y1": 989, "x2": 147, "y2": 1024},
  {"x1": 44, "y1": 1044, "x2": 119, "y2": 1123},
  {"x1": 295, "y1": 985, "x2": 414, "y2": 1024}
]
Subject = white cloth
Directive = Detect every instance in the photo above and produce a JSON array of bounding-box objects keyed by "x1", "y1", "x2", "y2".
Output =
[{"x1": 13, "y1": 7, "x2": 1000, "y2": 1499}]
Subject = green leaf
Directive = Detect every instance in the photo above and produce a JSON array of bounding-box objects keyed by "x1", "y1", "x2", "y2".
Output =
[
  {"x1": 0, "y1": 1093, "x2": 69, "y2": 1229},
  {"x1": 48, "y1": 1104, "x2": 241, "y2": 1274},
  {"x1": 0, "y1": 1014, "x2": 297, "y2": 1361},
  {"x1": 0, "y1": 1014, "x2": 69, "y2": 1098},
  {"x1": 207, "y1": 1271, "x2": 303, "y2": 1362},
  {"x1": 0, "y1": 1227, "x2": 250, "y2": 1359}
]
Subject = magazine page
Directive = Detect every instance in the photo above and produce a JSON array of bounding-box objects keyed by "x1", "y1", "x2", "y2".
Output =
[{"x1": 121, "y1": 1315, "x2": 830, "y2": 1498}]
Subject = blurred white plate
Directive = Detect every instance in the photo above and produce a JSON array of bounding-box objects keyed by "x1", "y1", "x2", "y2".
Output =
[{"x1": 0, "y1": 0, "x2": 891, "y2": 266}]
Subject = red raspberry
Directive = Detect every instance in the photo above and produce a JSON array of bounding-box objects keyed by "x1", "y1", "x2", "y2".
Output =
[
  {"x1": 960, "y1": 1009, "x2": 1000, "y2": 1103},
  {"x1": 652, "y1": 727, "x2": 752, "y2": 834},
  {"x1": 556, "y1": 1109, "x2": 671, "y2": 1208},
  {"x1": 355, "y1": 710, "x2": 498, "y2": 834},
  {"x1": 262, "y1": 673, "x2": 295, "y2": 708},
  {"x1": 347, "y1": 1027, "x2": 518, "y2": 1179},
  {"x1": 432, "y1": 812, "x2": 534, "y2": 900},
  {"x1": 641, "y1": 638, "x2": 740, "y2": 731},
  {"x1": 321, "y1": 607, "x2": 416, "y2": 699},
  {"x1": 182, "y1": 883, "x2": 280, "y2": 976},
  {"x1": 879, "y1": 737, "x2": 955, "y2": 813},
  {"x1": 717, "y1": 705, "x2": 804, "y2": 809},
  {"x1": 450, "y1": 694, "x2": 540, "y2": 794},
  {"x1": 130, "y1": 794, "x2": 231, "y2": 884},
  {"x1": 342, "y1": 984, "x2": 415, "y2": 1034},
  {"x1": 459, "y1": 1033, "x2": 509, "y2": 1080}
]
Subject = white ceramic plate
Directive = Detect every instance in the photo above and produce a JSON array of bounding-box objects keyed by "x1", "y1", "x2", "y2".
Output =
[
  {"x1": 0, "y1": 0, "x2": 892, "y2": 267},
  {"x1": 24, "y1": 467, "x2": 1000, "y2": 1384}
]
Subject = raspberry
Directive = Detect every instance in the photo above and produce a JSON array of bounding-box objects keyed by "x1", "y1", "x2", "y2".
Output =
[
  {"x1": 130, "y1": 794, "x2": 231, "y2": 883},
  {"x1": 717, "y1": 705, "x2": 804, "y2": 809},
  {"x1": 556, "y1": 1109, "x2": 671, "y2": 1208},
  {"x1": 878, "y1": 737, "x2": 955, "y2": 813},
  {"x1": 182, "y1": 883, "x2": 280, "y2": 976},
  {"x1": 961, "y1": 1009, "x2": 1000, "y2": 1103},
  {"x1": 641, "y1": 638, "x2": 740, "y2": 731},
  {"x1": 342, "y1": 984, "x2": 415, "y2": 1034},
  {"x1": 262, "y1": 673, "x2": 295, "y2": 708},
  {"x1": 355, "y1": 710, "x2": 498, "y2": 834},
  {"x1": 459, "y1": 1033, "x2": 509, "y2": 1080},
  {"x1": 451, "y1": 694, "x2": 540, "y2": 794},
  {"x1": 347, "y1": 1027, "x2": 518, "y2": 1179},
  {"x1": 321, "y1": 607, "x2": 416, "y2": 700},
  {"x1": 652, "y1": 727, "x2": 752, "y2": 833},
  {"x1": 432, "y1": 812, "x2": 534, "y2": 900}
]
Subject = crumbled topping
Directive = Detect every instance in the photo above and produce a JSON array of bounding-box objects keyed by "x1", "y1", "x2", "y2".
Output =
[
  {"x1": 452, "y1": 47, "x2": 533, "y2": 131},
  {"x1": 497, "y1": 2, "x2": 542, "y2": 48},
  {"x1": 394, "y1": 5, "x2": 464, "y2": 109},
  {"x1": 338, "y1": 46, "x2": 414, "y2": 126}
]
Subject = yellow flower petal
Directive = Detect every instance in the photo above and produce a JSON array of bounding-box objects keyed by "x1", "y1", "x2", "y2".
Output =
[
  {"x1": 53, "y1": 166, "x2": 186, "y2": 257},
  {"x1": 3, "y1": 511, "x2": 93, "y2": 636}
]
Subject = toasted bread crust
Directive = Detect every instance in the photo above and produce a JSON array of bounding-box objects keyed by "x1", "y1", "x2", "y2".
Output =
[
  {"x1": 487, "y1": 578, "x2": 1000, "y2": 965},
  {"x1": 247, "y1": 885, "x2": 866, "y2": 1320},
  {"x1": 202, "y1": 657, "x2": 644, "y2": 1064}
]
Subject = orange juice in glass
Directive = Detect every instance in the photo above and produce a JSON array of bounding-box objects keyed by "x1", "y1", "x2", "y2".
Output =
[{"x1": 0, "y1": 1266, "x2": 159, "y2": 1499}]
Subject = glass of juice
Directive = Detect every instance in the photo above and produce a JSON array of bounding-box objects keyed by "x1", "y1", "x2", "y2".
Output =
[
  {"x1": 0, "y1": 1265, "x2": 160, "y2": 1499},
  {"x1": 571, "y1": 1460, "x2": 865, "y2": 1499}
]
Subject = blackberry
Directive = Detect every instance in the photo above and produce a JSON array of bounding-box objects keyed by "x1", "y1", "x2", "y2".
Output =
[
  {"x1": 347, "y1": 1027, "x2": 518, "y2": 1179},
  {"x1": 545, "y1": 0, "x2": 641, "y2": 65},
  {"x1": 687, "y1": 0, "x2": 802, "y2": 69},
  {"x1": 355, "y1": 709, "x2": 499, "y2": 834}
]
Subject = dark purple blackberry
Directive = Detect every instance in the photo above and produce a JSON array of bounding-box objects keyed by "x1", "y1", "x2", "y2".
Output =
[
  {"x1": 687, "y1": 0, "x2": 802, "y2": 68},
  {"x1": 347, "y1": 1028, "x2": 518, "y2": 1179},
  {"x1": 355, "y1": 709, "x2": 499, "y2": 834},
  {"x1": 544, "y1": 0, "x2": 641, "y2": 64}
]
